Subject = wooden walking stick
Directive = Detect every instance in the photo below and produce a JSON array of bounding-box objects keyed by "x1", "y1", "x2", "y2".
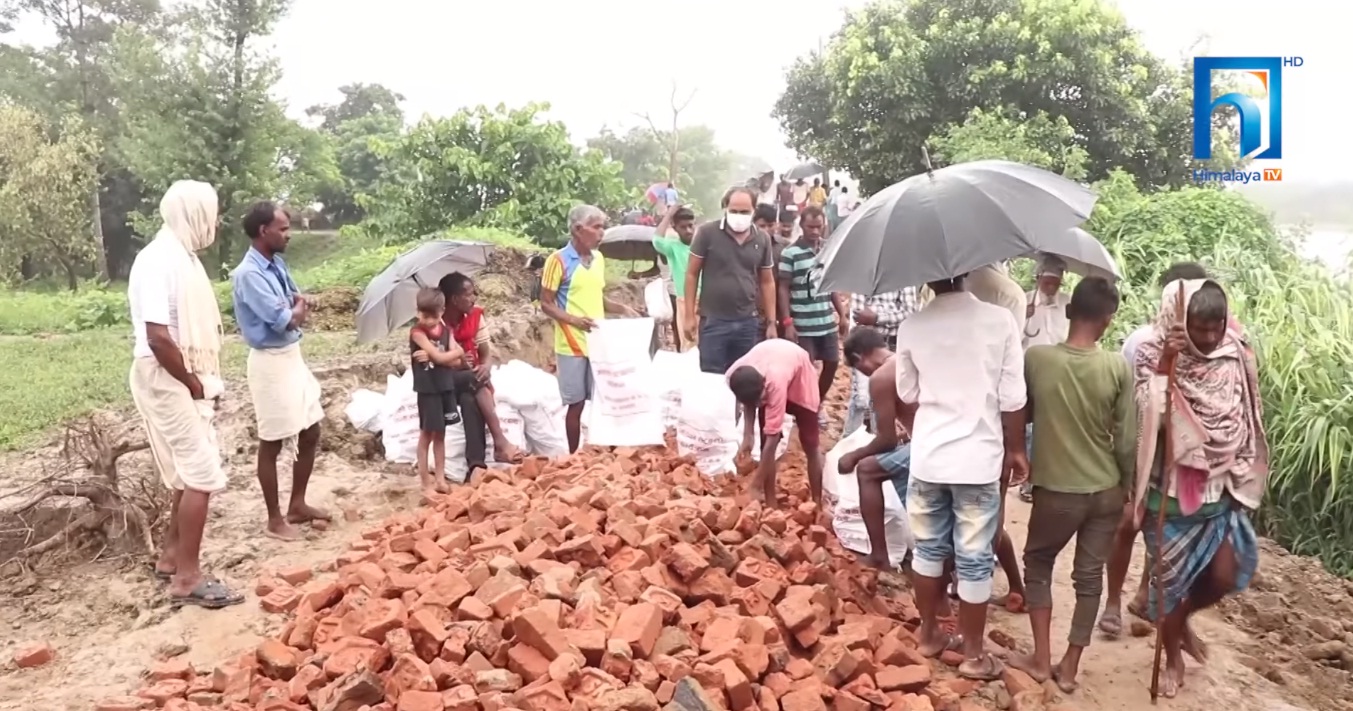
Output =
[{"x1": 1149, "y1": 286, "x2": 1186, "y2": 703}]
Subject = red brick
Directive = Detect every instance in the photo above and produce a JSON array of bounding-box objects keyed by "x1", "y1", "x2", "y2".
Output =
[
  {"x1": 1003, "y1": 667, "x2": 1043, "y2": 699},
  {"x1": 400, "y1": 689, "x2": 445, "y2": 711},
  {"x1": 387, "y1": 653, "x2": 438, "y2": 702},
  {"x1": 713, "y1": 659, "x2": 754, "y2": 710},
  {"x1": 507, "y1": 643, "x2": 551, "y2": 683},
  {"x1": 148, "y1": 657, "x2": 195, "y2": 682},
  {"x1": 257, "y1": 638, "x2": 300, "y2": 681},
  {"x1": 875, "y1": 665, "x2": 930, "y2": 693},
  {"x1": 93, "y1": 697, "x2": 155, "y2": 711},
  {"x1": 661, "y1": 542, "x2": 709, "y2": 582},
  {"x1": 613, "y1": 603, "x2": 663, "y2": 659},
  {"x1": 137, "y1": 680, "x2": 189, "y2": 705},
  {"x1": 278, "y1": 565, "x2": 313, "y2": 585},
  {"x1": 514, "y1": 607, "x2": 575, "y2": 660},
  {"x1": 259, "y1": 586, "x2": 302, "y2": 613},
  {"x1": 780, "y1": 688, "x2": 828, "y2": 711},
  {"x1": 12, "y1": 641, "x2": 54, "y2": 669}
]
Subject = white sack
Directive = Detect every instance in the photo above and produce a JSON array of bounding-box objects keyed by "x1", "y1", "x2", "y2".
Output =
[
  {"x1": 822, "y1": 428, "x2": 913, "y2": 566},
  {"x1": 651, "y1": 348, "x2": 701, "y2": 429},
  {"x1": 585, "y1": 318, "x2": 665, "y2": 446},
  {"x1": 346, "y1": 388, "x2": 385, "y2": 432},
  {"x1": 676, "y1": 369, "x2": 741, "y2": 476},
  {"x1": 644, "y1": 279, "x2": 673, "y2": 323}
]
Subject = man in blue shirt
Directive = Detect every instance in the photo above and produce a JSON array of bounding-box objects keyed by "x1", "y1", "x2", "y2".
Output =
[{"x1": 232, "y1": 201, "x2": 328, "y2": 541}]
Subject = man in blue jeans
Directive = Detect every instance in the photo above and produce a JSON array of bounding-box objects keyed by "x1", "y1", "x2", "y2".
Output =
[
  {"x1": 684, "y1": 186, "x2": 777, "y2": 374},
  {"x1": 840, "y1": 327, "x2": 912, "y2": 570},
  {"x1": 894, "y1": 274, "x2": 1029, "y2": 682}
]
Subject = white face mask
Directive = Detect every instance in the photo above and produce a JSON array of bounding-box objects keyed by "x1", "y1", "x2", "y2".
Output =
[{"x1": 725, "y1": 212, "x2": 753, "y2": 232}]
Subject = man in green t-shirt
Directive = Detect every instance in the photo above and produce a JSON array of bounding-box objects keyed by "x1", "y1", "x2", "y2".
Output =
[
  {"x1": 1009, "y1": 276, "x2": 1137, "y2": 693},
  {"x1": 652, "y1": 204, "x2": 698, "y2": 351}
]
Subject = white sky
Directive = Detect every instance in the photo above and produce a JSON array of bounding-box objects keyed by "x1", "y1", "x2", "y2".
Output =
[{"x1": 11, "y1": 0, "x2": 1348, "y2": 184}]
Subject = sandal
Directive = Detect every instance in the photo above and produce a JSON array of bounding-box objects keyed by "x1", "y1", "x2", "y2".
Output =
[
  {"x1": 171, "y1": 577, "x2": 244, "y2": 610},
  {"x1": 149, "y1": 565, "x2": 174, "y2": 582},
  {"x1": 958, "y1": 653, "x2": 1005, "y2": 681},
  {"x1": 919, "y1": 632, "x2": 964, "y2": 659},
  {"x1": 1097, "y1": 607, "x2": 1123, "y2": 637}
]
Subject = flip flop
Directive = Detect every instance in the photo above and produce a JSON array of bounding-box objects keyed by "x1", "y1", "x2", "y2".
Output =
[
  {"x1": 1097, "y1": 608, "x2": 1123, "y2": 637},
  {"x1": 958, "y1": 653, "x2": 1005, "y2": 682},
  {"x1": 920, "y1": 632, "x2": 964, "y2": 659},
  {"x1": 171, "y1": 577, "x2": 244, "y2": 610},
  {"x1": 150, "y1": 565, "x2": 174, "y2": 582}
]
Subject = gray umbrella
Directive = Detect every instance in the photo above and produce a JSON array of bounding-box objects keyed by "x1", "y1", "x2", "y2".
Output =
[
  {"x1": 785, "y1": 162, "x2": 826, "y2": 180},
  {"x1": 817, "y1": 160, "x2": 1097, "y2": 295},
  {"x1": 599, "y1": 224, "x2": 657, "y2": 262},
  {"x1": 355, "y1": 240, "x2": 494, "y2": 344},
  {"x1": 1023, "y1": 229, "x2": 1121, "y2": 281}
]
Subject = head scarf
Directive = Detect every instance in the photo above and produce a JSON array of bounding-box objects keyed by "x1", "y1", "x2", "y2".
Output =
[
  {"x1": 155, "y1": 180, "x2": 223, "y2": 377},
  {"x1": 1133, "y1": 279, "x2": 1267, "y2": 512}
]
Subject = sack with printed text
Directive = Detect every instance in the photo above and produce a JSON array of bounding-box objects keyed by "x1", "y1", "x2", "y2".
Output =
[{"x1": 585, "y1": 318, "x2": 666, "y2": 446}]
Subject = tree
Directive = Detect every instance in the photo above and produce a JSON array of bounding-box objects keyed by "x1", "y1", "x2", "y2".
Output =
[
  {"x1": 587, "y1": 125, "x2": 744, "y2": 217},
  {"x1": 930, "y1": 108, "x2": 1089, "y2": 180},
  {"x1": 306, "y1": 83, "x2": 405, "y2": 225},
  {"x1": 773, "y1": 0, "x2": 1237, "y2": 194},
  {"x1": 113, "y1": 0, "x2": 333, "y2": 269},
  {"x1": 361, "y1": 103, "x2": 627, "y2": 246},
  {"x1": 307, "y1": 82, "x2": 404, "y2": 132},
  {"x1": 0, "y1": 104, "x2": 101, "y2": 289},
  {"x1": 0, "y1": 0, "x2": 160, "y2": 281}
]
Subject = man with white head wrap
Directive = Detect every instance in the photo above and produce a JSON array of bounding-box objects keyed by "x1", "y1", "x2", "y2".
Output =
[
  {"x1": 1023, "y1": 254, "x2": 1072, "y2": 348},
  {"x1": 128, "y1": 179, "x2": 242, "y2": 609}
]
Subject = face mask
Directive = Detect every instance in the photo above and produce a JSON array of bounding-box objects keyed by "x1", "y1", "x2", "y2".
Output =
[{"x1": 725, "y1": 212, "x2": 753, "y2": 232}]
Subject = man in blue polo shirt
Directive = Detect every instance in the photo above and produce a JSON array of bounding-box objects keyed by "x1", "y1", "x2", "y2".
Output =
[{"x1": 231, "y1": 201, "x2": 328, "y2": 541}]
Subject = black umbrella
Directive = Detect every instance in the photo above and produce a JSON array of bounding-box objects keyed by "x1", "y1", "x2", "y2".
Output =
[{"x1": 599, "y1": 225, "x2": 658, "y2": 261}]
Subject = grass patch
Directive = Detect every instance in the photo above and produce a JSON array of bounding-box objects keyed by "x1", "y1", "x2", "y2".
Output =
[{"x1": 0, "y1": 329, "x2": 389, "y2": 451}]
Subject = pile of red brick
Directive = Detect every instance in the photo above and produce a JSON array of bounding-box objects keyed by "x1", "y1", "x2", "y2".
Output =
[{"x1": 96, "y1": 447, "x2": 1060, "y2": 711}]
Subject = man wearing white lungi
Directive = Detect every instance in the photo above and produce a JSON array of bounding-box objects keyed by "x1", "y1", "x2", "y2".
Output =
[
  {"x1": 128, "y1": 180, "x2": 243, "y2": 608},
  {"x1": 232, "y1": 201, "x2": 327, "y2": 540}
]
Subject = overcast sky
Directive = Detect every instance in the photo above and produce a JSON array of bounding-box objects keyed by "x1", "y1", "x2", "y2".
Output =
[{"x1": 12, "y1": 0, "x2": 1347, "y2": 184}]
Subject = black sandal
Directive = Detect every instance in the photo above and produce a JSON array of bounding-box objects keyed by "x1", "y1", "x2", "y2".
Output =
[{"x1": 171, "y1": 577, "x2": 244, "y2": 610}]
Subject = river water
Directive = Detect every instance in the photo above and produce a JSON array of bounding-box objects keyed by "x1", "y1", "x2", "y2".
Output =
[{"x1": 1297, "y1": 227, "x2": 1353, "y2": 275}]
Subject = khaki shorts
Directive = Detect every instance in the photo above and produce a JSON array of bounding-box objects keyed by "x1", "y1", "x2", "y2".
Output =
[{"x1": 129, "y1": 358, "x2": 227, "y2": 493}]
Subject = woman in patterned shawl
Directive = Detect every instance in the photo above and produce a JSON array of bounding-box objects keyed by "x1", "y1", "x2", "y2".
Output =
[{"x1": 1132, "y1": 278, "x2": 1268, "y2": 697}]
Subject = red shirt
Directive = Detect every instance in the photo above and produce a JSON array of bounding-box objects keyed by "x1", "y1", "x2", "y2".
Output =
[{"x1": 443, "y1": 307, "x2": 485, "y2": 367}]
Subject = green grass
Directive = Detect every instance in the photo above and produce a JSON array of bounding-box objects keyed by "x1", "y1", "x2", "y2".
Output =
[
  {"x1": 0, "y1": 227, "x2": 547, "y2": 337},
  {"x1": 0, "y1": 329, "x2": 389, "y2": 451}
]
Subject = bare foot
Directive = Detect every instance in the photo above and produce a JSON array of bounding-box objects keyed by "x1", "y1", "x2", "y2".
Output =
[
  {"x1": 1051, "y1": 663, "x2": 1080, "y2": 693},
  {"x1": 1097, "y1": 605, "x2": 1123, "y2": 637},
  {"x1": 1127, "y1": 596, "x2": 1149, "y2": 621},
  {"x1": 264, "y1": 518, "x2": 303, "y2": 541},
  {"x1": 1183, "y1": 622, "x2": 1209, "y2": 663},
  {"x1": 286, "y1": 503, "x2": 331, "y2": 524},
  {"x1": 1159, "y1": 657, "x2": 1185, "y2": 698},
  {"x1": 856, "y1": 552, "x2": 893, "y2": 571},
  {"x1": 420, "y1": 484, "x2": 441, "y2": 500},
  {"x1": 1007, "y1": 653, "x2": 1050, "y2": 683}
]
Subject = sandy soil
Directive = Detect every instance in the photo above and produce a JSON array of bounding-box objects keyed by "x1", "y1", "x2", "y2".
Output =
[{"x1": 1, "y1": 298, "x2": 1351, "y2": 711}]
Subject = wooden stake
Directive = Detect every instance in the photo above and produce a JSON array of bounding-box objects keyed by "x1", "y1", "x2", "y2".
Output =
[{"x1": 1149, "y1": 285, "x2": 1186, "y2": 703}]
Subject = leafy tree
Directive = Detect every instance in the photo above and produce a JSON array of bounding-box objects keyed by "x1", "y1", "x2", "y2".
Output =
[
  {"x1": 586, "y1": 125, "x2": 744, "y2": 217},
  {"x1": 774, "y1": 0, "x2": 1237, "y2": 194},
  {"x1": 361, "y1": 103, "x2": 627, "y2": 247},
  {"x1": 0, "y1": 0, "x2": 160, "y2": 280},
  {"x1": 307, "y1": 83, "x2": 405, "y2": 225},
  {"x1": 0, "y1": 105, "x2": 101, "y2": 289},
  {"x1": 112, "y1": 0, "x2": 333, "y2": 268},
  {"x1": 930, "y1": 108, "x2": 1089, "y2": 180},
  {"x1": 307, "y1": 82, "x2": 404, "y2": 132}
]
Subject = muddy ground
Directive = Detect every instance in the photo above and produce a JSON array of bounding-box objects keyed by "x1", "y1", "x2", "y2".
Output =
[{"x1": 0, "y1": 270, "x2": 1351, "y2": 711}]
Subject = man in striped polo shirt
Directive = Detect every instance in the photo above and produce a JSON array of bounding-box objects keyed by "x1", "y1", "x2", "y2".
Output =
[{"x1": 778, "y1": 205, "x2": 849, "y2": 404}]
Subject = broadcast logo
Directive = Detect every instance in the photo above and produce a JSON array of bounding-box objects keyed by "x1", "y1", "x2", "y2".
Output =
[{"x1": 1191, "y1": 56, "x2": 1302, "y2": 184}]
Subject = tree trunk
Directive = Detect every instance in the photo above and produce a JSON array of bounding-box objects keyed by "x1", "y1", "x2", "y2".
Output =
[
  {"x1": 90, "y1": 188, "x2": 109, "y2": 281},
  {"x1": 219, "y1": 3, "x2": 249, "y2": 269},
  {"x1": 62, "y1": 258, "x2": 79, "y2": 291}
]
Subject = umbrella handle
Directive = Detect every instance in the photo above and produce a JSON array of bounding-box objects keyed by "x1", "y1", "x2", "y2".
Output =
[{"x1": 921, "y1": 145, "x2": 934, "y2": 172}]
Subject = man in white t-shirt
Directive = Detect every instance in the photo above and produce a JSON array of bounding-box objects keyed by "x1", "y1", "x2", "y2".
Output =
[
  {"x1": 895, "y1": 273, "x2": 1028, "y2": 681},
  {"x1": 128, "y1": 180, "x2": 242, "y2": 609},
  {"x1": 834, "y1": 186, "x2": 858, "y2": 217}
]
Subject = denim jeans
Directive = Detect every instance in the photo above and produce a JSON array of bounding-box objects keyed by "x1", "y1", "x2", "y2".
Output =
[
  {"x1": 908, "y1": 479, "x2": 1002, "y2": 604},
  {"x1": 698, "y1": 316, "x2": 761, "y2": 374}
]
